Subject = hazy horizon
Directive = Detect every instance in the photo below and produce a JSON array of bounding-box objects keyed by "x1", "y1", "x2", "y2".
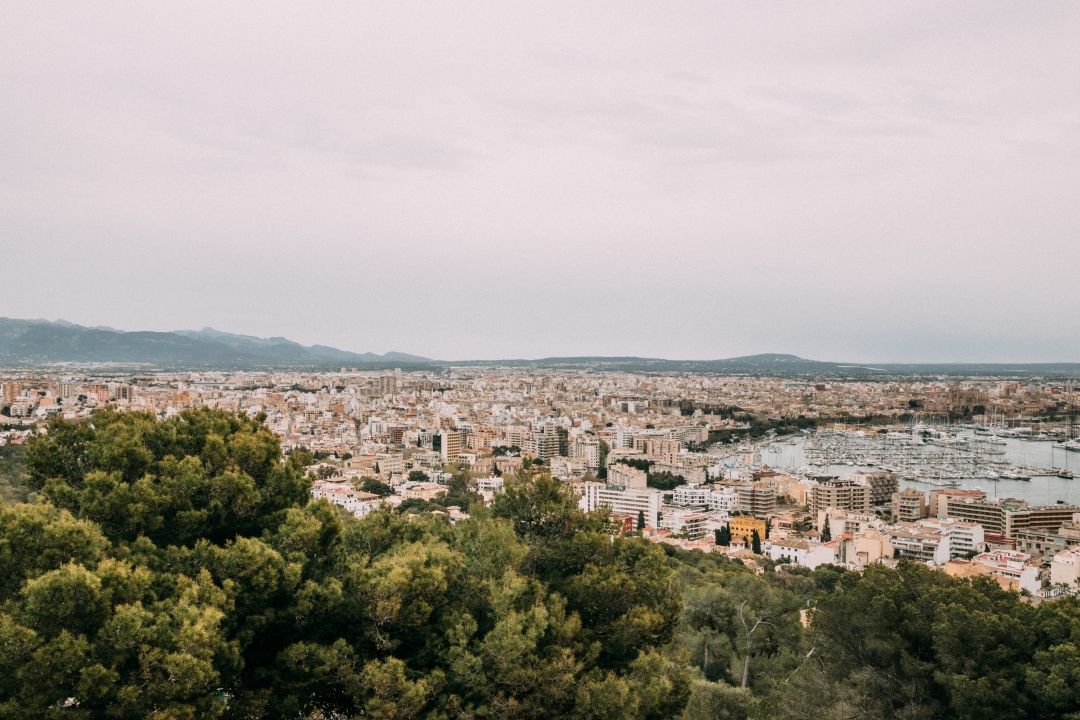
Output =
[
  {"x1": 4, "y1": 2, "x2": 1079, "y2": 362},
  {"x1": 5, "y1": 315, "x2": 1080, "y2": 365}
]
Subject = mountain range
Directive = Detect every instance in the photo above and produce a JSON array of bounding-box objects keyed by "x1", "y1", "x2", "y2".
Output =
[
  {"x1": 1, "y1": 318, "x2": 1078, "y2": 376},
  {"x1": 0, "y1": 318, "x2": 431, "y2": 369}
]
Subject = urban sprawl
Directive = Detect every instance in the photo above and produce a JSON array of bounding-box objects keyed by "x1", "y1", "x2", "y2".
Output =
[{"x1": 3, "y1": 368, "x2": 1080, "y2": 598}]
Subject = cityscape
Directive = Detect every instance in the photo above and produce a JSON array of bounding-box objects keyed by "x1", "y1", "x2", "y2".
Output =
[
  {"x1": 4, "y1": 356, "x2": 1080, "y2": 716},
  {"x1": 4, "y1": 364, "x2": 1080, "y2": 599},
  {"x1": 4, "y1": 2, "x2": 1080, "y2": 718}
]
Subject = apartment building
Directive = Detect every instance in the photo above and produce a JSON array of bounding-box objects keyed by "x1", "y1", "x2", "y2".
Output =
[
  {"x1": 662, "y1": 484, "x2": 703, "y2": 507},
  {"x1": 633, "y1": 435, "x2": 682, "y2": 464},
  {"x1": 943, "y1": 497, "x2": 1080, "y2": 538},
  {"x1": 738, "y1": 482, "x2": 777, "y2": 517},
  {"x1": 659, "y1": 507, "x2": 709, "y2": 540},
  {"x1": 808, "y1": 477, "x2": 871, "y2": 516},
  {"x1": 572, "y1": 435, "x2": 601, "y2": 473},
  {"x1": 534, "y1": 423, "x2": 563, "y2": 461},
  {"x1": 709, "y1": 487, "x2": 740, "y2": 515},
  {"x1": 439, "y1": 430, "x2": 464, "y2": 463},
  {"x1": 819, "y1": 509, "x2": 886, "y2": 538},
  {"x1": 887, "y1": 525, "x2": 950, "y2": 564},
  {"x1": 851, "y1": 471, "x2": 900, "y2": 505},
  {"x1": 891, "y1": 488, "x2": 928, "y2": 522},
  {"x1": 608, "y1": 463, "x2": 648, "y2": 489},
  {"x1": 920, "y1": 517, "x2": 985, "y2": 558},
  {"x1": 578, "y1": 481, "x2": 662, "y2": 528}
]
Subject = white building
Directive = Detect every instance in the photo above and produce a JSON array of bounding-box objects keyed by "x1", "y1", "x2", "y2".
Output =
[
  {"x1": 762, "y1": 538, "x2": 837, "y2": 569},
  {"x1": 572, "y1": 436, "x2": 601, "y2": 473},
  {"x1": 1051, "y1": 546, "x2": 1080, "y2": 589},
  {"x1": 971, "y1": 550, "x2": 1041, "y2": 595},
  {"x1": 311, "y1": 480, "x2": 384, "y2": 518},
  {"x1": 673, "y1": 485, "x2": 710, "y2": 507},
  {"x1": 887, "y1": 525, "x2": 950, "y2": 565},
  {"x1": 579, "y1": 481, "x2": 662, "y2": 527},
  {"x1": 709, "y1": 487, "x2": 740, "y2": 514},
  {"x1": 659, "y1": 507, "x2": 709, "y2": 540},
  {"x1": 919, "y1": 517, "x2": 985, "y2": 558}
]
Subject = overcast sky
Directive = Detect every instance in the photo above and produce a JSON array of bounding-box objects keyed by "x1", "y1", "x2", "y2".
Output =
[{"x1": 3, "y1": 2, "x2": 1079, "y2": 362}]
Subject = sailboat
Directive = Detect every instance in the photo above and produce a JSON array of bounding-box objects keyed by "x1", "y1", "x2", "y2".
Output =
[{"x1": 1051, "y1": 443, "x2": 1074, "y2": 479}]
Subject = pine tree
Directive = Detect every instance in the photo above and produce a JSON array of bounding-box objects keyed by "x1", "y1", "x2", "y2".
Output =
[
  {"x1": 751, "y1": 529, "x2": 762, "y2": 555},
  {"x1": 637, "y1": 510, "x2": 646, "y2": 531}
]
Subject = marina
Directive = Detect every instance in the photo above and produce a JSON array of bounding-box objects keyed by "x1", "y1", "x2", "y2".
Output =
[{"x1": 755, "y1": 425, "x2": 1080, "y2": 506}]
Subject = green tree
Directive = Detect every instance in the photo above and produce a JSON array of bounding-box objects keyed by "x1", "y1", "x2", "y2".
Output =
[
  {"x1": 8, "y1": 409, "x2": 1079, "y2": 720},
  {"x1": 359, "y1": 477, "x2": 394, "y2": 496},
  {"x1": 647, "y1": 471, "x2": 686, "y2": 491},
  {"x1": 597, "y1": 439, "x2": 610, "y2": 480},
  {"x1": 751, "y1": 530, "x2": 762, "y2": 555}
]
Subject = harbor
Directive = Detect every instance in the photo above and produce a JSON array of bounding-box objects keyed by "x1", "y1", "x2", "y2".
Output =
[{"x1": 756, "y1": 425, "x2": 1080, "y2": 506}]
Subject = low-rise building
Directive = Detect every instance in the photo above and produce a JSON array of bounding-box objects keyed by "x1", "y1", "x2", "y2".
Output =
[
  {"x1": 762, "y1": 537, "x2": 837, "y2": 569},
  {"x1": 1050, "y1": 546, "x2": 1080, "y2": 589},
  {"x1": 729, "y1": 516, "x2": 768, "y2": 546},
  {"x1": 578, "y1": 481, "x2": 662, "y2": 527},
  {"x1": 840, "y1": 527, "x2": 893, "y2": 569},
  {"x1": 969, "y1": 550, "x2": 1041, "y2": 594},
  {"x1": 672, "y1": 485, "x2": 710, "y2": 507},
  {"x1": 401, "y1": 482, "x2": 448, "y2": 501}
]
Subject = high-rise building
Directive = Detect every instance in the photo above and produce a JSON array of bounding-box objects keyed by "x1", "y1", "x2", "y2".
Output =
[
  {"x1": 808, "y1": 478, "x2": 871, "y2": 516},
  {"x1": 534, "y1": 423, "x2": 561, "y2": 461},
  {"x1": 859, "y1": 472, "x2": 899, "y2": 505},
  {"x1": 573, "y1": 436, "x2": 601, "y2": 473},
  {"x1": 738, "y1": 482, "x2": 777, "y2": 517},
  {"x1": 1, "y1": 382, "x2": 21, "y2": 406},
  {"x1": 440, "y1": 430, "x2": 464, "y2": 463}
]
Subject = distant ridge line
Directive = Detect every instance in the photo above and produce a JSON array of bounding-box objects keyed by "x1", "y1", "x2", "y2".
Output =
[{"x1": 1, "y1": 318, "x2": 1078, "y2": 375}]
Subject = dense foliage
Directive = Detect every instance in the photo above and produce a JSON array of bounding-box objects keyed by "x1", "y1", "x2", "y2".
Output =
[
  {"x1": 1, "y1": 409, "x2": 1079, "y2": 719},
  {"x1": 0, "y1": 444, "x2": 31, "y2": 504}
]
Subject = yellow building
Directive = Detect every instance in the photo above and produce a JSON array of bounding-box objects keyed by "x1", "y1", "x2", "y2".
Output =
[{"x1": 729, "y1": 516, "x2": 767, "y2": 546}]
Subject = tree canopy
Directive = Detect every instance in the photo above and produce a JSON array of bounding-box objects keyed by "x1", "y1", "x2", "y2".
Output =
[{"x1": 2, "y1": 409, "x2": 1080, "y2": 719}]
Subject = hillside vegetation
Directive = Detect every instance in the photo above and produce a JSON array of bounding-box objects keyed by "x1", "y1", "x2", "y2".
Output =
[{"x1": 1, "y1": 409, "x2": 1078, "y2": 719}]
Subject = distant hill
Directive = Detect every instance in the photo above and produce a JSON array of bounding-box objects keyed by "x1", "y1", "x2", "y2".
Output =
[
  {"x1": 443, "y1": 353, "x2": 1080, "y2": 377},
  {"x1": 0, "y1": 318, "x2": 431, "y2": 369},
  {"x1": 443, "y1": 353, "x2": 844, "y2": 374},
  {"x1": 2, "y1": 318, "x2": 1078, "y2": 376}
]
